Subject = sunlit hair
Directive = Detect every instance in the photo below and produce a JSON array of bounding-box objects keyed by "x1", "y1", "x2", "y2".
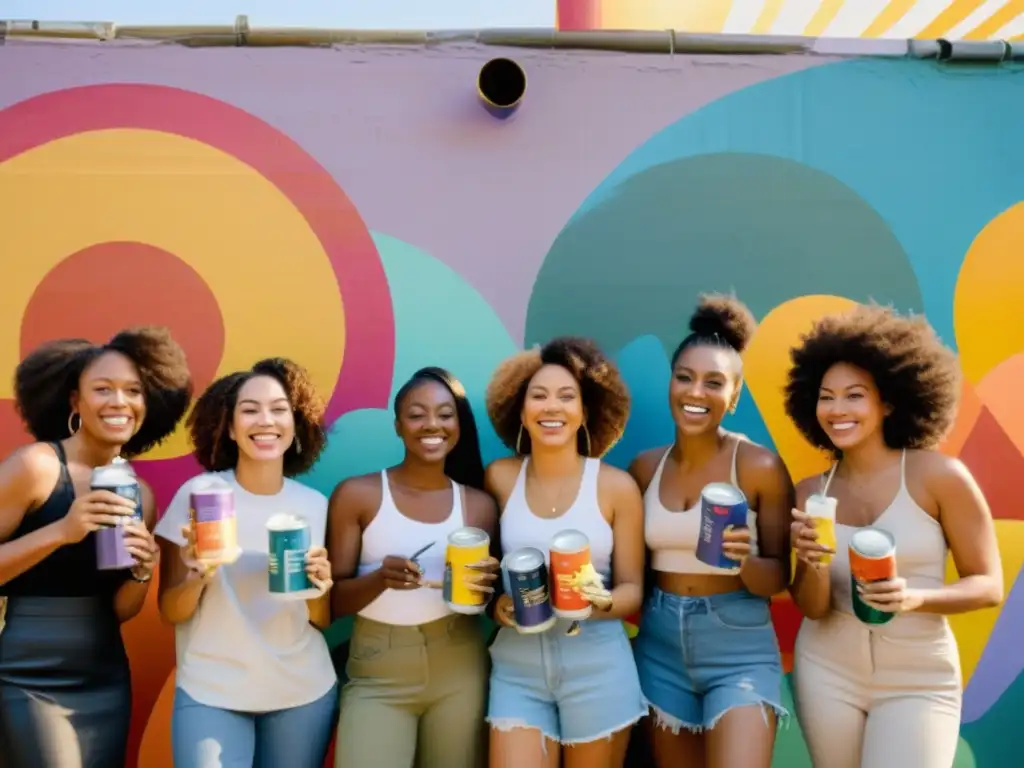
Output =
[
  {"x1": 785, "y1": 304, "x2": 960, "y2": 452},
  {"x1": 486, "y1": 337, "x2": 630, "y2": 458},
  {"x1": 188, "y1": 357, "x2": 327, "y2": 476},
  {"x1": 14, "y1": 326, "x2": 192, "y2": 458},
  {"x1": 394, "y1": 367, "x2": 485, "y2": 490}
]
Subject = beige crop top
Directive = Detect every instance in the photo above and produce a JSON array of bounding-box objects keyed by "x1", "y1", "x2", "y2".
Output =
[
  {"x1": 826, "y1": 451, "x2": 948, "y2": 618},
  {"x1": 644, "y1": 438, "x2": 759, "y2": 575}
]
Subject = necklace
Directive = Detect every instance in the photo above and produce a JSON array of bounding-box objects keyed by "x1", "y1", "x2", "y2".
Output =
[{"x1": 527, "y1": 458, "x2": 582, "y2": 515}]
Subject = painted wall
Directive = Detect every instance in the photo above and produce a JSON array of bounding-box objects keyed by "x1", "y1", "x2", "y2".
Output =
[{"x1": 1, "y1": 39, "x2": 1023, "y2": 767}]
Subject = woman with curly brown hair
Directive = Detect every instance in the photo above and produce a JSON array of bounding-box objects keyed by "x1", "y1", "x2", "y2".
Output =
[
  {"x1": 630, "y1": 296, "x2": 793, "y2": 768},
  {"x1": 484, "y1": 337, "x2": 647, "y2": 768},
  {"x1": 0, "y1": 326, "x2": 192, "y2": 768},
  {"x1": 330, "y1": 367, "x2": 498, "y2": 768},
  {"x1": 785, "y1": 304, "x2": 1002, "y2": 768},
  {"x1": 155, "y1": 358, "x2": 337, "y2": 768}
]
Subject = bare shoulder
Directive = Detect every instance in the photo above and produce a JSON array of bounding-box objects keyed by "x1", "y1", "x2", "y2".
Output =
[
  {"x1": 907, "y1": 449, "x2": 976, "y2": 492},
  {"x1": 736, "y1": 438, "x2": 788, "y2": 477},
  {"x1": 464, "y1": 485, "x2": 498, "y2": 515},
  {"x1": 598, "y1": 461, "x2": 642, "y2": 497},
  {"x1": 328, "y1": 472, "x2": 383, "y2": 518},
  {"x1": 0, "y1": 442, "x2": 60, "y2": 490},
  {"x1": 628, "y1": 445, "x2": 668, "y2": 492},
  {"x1": 464, "y1": 485, "x2": 499, "y2": 529},
  {"x1": 484, "y1": 456, "x2": 523, "y2": 494}
]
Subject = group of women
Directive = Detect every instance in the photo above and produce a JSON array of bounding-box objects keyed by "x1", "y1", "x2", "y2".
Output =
[{"x1": 0, "y1": 294, "x2": 1003, "y2": 768}]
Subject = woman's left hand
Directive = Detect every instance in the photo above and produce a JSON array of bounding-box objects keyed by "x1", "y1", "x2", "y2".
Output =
[
  {"x1": 124, "y1": 521, "x2": 160, "y2": 582},
  {"x1": 464, "y1": 556, "x2": 499, "y2": 595},
  {"x1": 722, "y1": 525, "x2": 753, "y2": 565},
  {"x1": 858, "y1": 577, "x2": 924, "y2": 614},
  {"x1": 305, "y1": 547, "x2": 334, "y2": 594},
  {"x1": 580, "y1": 583, "x2": 614, "y2": 611}
]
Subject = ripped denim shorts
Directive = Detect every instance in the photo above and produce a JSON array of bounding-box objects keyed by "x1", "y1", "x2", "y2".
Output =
[
  {"x1": 487, "y1": 618, "x2": 647, "y2": 745},
  {"x1": 634, "y1": 587, "x2": 787, "y2": 733}
]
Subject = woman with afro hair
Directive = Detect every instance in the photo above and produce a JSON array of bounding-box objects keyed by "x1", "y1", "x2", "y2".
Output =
[
  {"x1": 785, "y1": 304, "x2": 1002, "y2": 768},
  {"x1": 484, "y1": 337, "x2": 647, "y2": 768},
  {"x1": 155, "y1": 358, "x2": 338, "y2": 768},
  {"x1": 630, "y1": 295, "x2": 793, "y2": 768},
  {"x1": 0, "y1": 326, "x2": 192, "y2": 768}
]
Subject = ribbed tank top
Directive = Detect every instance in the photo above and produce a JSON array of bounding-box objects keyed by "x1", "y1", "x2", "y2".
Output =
[
  {"x1": 644, "y1": 438, "x2": 759, "y2": 575},
  {"x1": 500, "y1": 457, "x2": 613, "y2": 581},
  {"x1": 356, "y1": 471, "x2": 466, "y2": 626},
  {"x1": 829, "y1": 451, "x2": 948, "y2": 619}
]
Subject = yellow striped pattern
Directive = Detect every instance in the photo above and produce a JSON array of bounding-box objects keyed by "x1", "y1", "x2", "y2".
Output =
[{"x1": 586, "y1": 0, "x2": 1024, "y2": 39}]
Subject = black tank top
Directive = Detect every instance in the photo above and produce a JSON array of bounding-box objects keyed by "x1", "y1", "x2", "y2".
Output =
[{"x1": 1, "y1": 442, "x2": 126, "y2": 597}]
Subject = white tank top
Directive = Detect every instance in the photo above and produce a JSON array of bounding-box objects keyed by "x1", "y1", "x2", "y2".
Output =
[
  {"x1": 500, "y1": 458, "x2": 613, "y2": 581},
  {"x1": 644, "y1": 438, "x2": 759, "y2": 575},
  {"x1": 356, "y1": 471, "x2": 466, "y2": 625}
]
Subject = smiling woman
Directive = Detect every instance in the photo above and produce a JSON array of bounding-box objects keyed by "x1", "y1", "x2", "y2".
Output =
[
  {"x1": 154, "y1": 357, "x2": 338, "y2": 768},
  {"x1": 483, "y1": 338, "x2": 647, "y2": 768},
  {"x1": 0, "y1": 326, "x2": 191, "y2": 768},
  {"x1": 328, "y1": 366, "x2": 498, "y2": 768},
  {"x1": 784, "y1": 304, "x2": 1002, "y2": 768}
]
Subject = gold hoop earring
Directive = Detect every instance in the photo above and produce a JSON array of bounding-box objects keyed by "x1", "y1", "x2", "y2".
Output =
[
  {"x1": 294, "y1": 436, "x2": 302, "y2": 455},
  {"x1": 580, "y1": 424, "x2": 592, "y2": 457},
  {"x1": 515, "y1": 424, "x2": 524, "y2": 455},
  {"x1": 67, "y1": 412, "x2": 80, "y2": 436}
]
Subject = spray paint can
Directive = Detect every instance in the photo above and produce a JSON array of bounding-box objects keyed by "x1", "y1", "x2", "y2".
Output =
[
  {"x1": 267, "y1": 513, "x2": 315, "y2": 598},
  {"x1": 695, "y1": 482, "x2": 749, "y2": 571},
  {"x1": 189, "y1": 475, "x2": 240, "y2": 566},
  {"x1": 849, "y1": 527, "x2": 898, "y2": 626},
  {"x1": 92, "y1": 457, "x2": 143, "y2": 570},
  {"x1": 443, "y1": 527, "x2": 491, "y2": 615},
  {"x1": 549, "y1": 529, "x2": 594, "y2": 620},
  {"x1": 501, "y1": 547, "x2": 556, "y2": 634}
]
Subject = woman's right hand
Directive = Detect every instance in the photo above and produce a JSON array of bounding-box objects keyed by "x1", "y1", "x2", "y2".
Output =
[
  {"x1": 493, "y1": 593, "x2": 517, "y2": 628},
  {"x1": 791, "y1": 510, "x2": 834, "y2": 567},
  {"x1": 178, "y1": 524, "x2": 217, "y2": 582},
  {"x1": 58, "y1": 490, "x2": 137, "y2": 544},
  {"x1": 378, "y1": 555, "x2": 422, "y2": 590}
]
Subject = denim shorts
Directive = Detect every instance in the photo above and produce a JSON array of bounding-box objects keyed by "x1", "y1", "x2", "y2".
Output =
[
  {"x1": 488, "y1": 618, "x2": 647, "y2": 744},
  {"x1": 634, "y1": 587, "x2": 786, "y2": 733}
]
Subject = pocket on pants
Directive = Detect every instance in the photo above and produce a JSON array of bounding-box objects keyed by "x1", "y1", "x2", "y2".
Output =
[{"x1": 708, "y1": 595, "x2": 772, "y2": 631}]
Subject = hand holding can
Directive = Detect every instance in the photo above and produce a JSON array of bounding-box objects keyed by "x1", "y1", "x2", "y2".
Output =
[
  {"x1": 492, "y1": 593, "x2": 517, "y2": 629},
  {"x1": 305, "y1": 546, "x2": 333, "y2": 594},
  {"x1": 178, "y1": 524, "x2": 219, "y2": 581},
  {"x1": 790, "y1": 510, "x2": 834, "y2": 567}
]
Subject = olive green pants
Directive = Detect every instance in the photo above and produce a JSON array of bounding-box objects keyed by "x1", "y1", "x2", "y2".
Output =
[{"x1": 335, "y1": 614, "x2": 489, "y2": 768}]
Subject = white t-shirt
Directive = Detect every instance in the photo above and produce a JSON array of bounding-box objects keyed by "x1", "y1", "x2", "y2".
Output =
[{"x1": 154, "y1": 470, "x2": 336, "y2": 712}]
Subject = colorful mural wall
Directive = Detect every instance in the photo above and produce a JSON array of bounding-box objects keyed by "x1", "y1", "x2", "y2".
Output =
[
  {"x1": 1, "y1": 38, "x2": 1023, "y2": 767},
  {"x1": 556, "y1": 0, "x2": 1024, "y2": 40}
]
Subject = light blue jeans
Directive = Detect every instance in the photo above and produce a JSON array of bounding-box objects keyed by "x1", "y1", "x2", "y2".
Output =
[
  {"x1": 487, "y1": 618, "x2": 647, "y2": 744},
  {"x1": 172, "y1": 684, "x2": 338, "y2": 768}
]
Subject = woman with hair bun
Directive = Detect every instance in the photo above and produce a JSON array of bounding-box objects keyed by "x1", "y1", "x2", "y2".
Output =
[
  {"x1": 156, "y1": 357, "x2": 337, "y2": 768},
  {"x1": 0, "y1": 326, "x2": 192, "y2": 768},
  {"x1": 631, "y1": 295, "x2": 793, "y2": 768},
  {"x1": 330, "y1": 366, "x2": 498, "y2": 768},
  {"x1": 785, "y1": 304, "x2": 1002, "y2": 768},
  {"x1": 485, "y1": 337, "x2": 647, "y2": 768}
]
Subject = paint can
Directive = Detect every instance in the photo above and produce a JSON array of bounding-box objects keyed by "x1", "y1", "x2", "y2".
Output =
[
  {"x1": 695, "y1": 482, "x2": 749, "y2": 571},
  {"x1": 267, "y1": 513, "x2": 318, "y2": 599},
  {"x1": 190, "y1": 475, "x2": 240, "y2": 566},
  {"x1": 804, "y1": 493, "x2": 837, "y2": 565},
  {"x1": 443, "y1": 526, "x2": 490, "y2": 615},
  {"x1": 501, "y1": 547, "x2": 556, "y2": 634},
  {"x1": 549, "y1": 529, "x2": 594, "y2": 620},
  {"x1": 849, "y1": 527, "x2": 897, "y2": 626},
  {"x1": 92, "y1": 457, "x2": 144, "y2": 570}
]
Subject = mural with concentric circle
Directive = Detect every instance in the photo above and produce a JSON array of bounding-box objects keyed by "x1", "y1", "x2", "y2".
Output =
[{"x1": 0, "y1": 50, "x2": 1022, "y2": 767}]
